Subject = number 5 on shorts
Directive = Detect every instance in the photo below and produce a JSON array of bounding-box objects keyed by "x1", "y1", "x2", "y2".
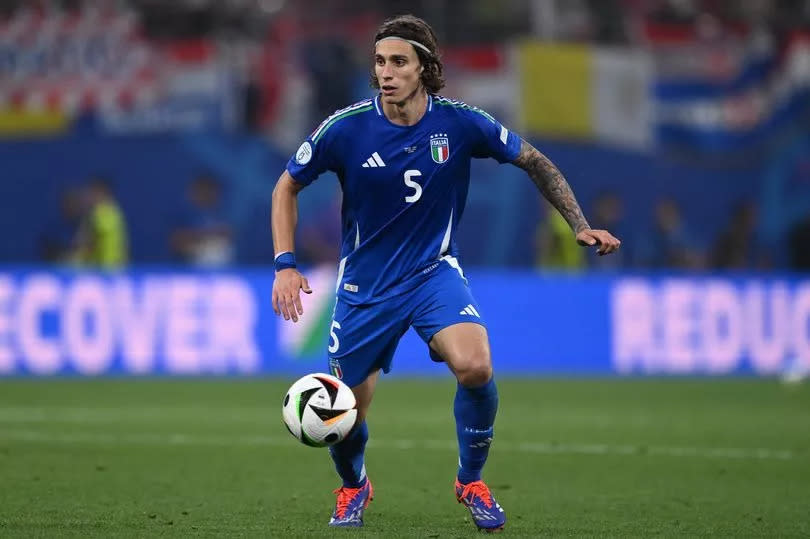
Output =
[{"x1": 328, "y1": 320, "x2": 341, "y2": 353}]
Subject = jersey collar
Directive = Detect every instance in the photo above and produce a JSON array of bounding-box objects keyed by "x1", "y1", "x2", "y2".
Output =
[{"x1": 374, "y1": 94, "x2": 433, "y2": 116}]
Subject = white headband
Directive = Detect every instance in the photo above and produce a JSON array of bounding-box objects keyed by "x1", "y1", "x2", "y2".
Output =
[{"x1": 375, "y1": 36, "x2": 432, "y2": 55}]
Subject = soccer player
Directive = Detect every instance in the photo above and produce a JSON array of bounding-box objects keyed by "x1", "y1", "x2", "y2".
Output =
[{"x1": 271, "y1": 14, "x2": 620, "y2": 532}]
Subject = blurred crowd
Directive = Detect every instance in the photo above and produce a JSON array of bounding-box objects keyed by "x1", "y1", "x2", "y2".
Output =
[
  {"x1": 39, "y1": 179, "x2": 128, "y2": 269},
  {"x1": 7, "y1": 0, "x2": 810, "y2": 132},
  {"x1": 11, "y1": 0, "x2": 808, "y2": 42},
  {"x1": 41, "y1": 174, "x2": 235, "y2": 270},
  {"x1": 40, "y1": 176, "x2": 810, "y2": 273},
  {"x1": 8, "y1": 0, "x2": 809, "y2": 273},
  {"x1": 536, "y1": 194, "x2": 810, "y2": 273}
]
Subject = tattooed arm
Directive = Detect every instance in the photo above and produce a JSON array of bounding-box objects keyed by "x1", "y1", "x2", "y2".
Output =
[
  {"x1": 513, "y1": 139, "x2": 589, "y2": 233},
  {"x1": 513, "y1": 138, "x2": 621, "y2": 254}
]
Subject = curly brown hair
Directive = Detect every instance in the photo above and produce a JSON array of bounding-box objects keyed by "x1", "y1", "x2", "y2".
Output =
[{"x1": 370, "y1": 14, "x2": 445, "y2": 94}]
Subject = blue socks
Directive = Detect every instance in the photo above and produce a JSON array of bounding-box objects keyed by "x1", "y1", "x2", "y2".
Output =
[
  {"x1": 329, "y1": 379, "x2": 498, "y2": 488},
  {"x1": 329, "y1": 421, "x2": 368, "y2": 488},
  {"x1": 454, "y1": 378, "x2": 498, "y2": 484}
]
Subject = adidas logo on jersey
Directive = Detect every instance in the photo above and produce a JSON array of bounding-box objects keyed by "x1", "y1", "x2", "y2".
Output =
[
  {"x1": 361, "y1": 152, "x2": 386, "y2": 168},
  {"x1": 459, "y1": 304, "x2": 480, "y2": 317}
]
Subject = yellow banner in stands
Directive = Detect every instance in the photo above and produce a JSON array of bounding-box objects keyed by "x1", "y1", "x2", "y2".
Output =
[
  {"x1": 0, "y1": 109, "x2": 69, "y2": 137},
  {"x1": 519, "y1": 43, "x2": 592, "y2": 138}
]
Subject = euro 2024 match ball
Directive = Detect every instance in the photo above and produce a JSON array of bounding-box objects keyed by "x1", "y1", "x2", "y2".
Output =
[{"x1": 282, "y1": 373, "x2": 357, "y2": 447}]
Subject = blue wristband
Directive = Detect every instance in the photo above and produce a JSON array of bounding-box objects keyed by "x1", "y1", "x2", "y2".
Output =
[{"x1": 274, "y1": 252, "x2": 297, "y2": 272}]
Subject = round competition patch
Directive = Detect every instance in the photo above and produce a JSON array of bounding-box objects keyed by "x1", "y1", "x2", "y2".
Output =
[{"x1": 295, "y1": 141, "x2": 312, "y2": 165}]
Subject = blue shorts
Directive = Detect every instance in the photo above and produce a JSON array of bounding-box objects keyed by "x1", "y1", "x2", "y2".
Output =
[{"x1": 326, "y1": 259, "x2": 486, "y2": 388}]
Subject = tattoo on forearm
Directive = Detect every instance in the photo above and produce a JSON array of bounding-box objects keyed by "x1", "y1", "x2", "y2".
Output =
[{"x1": 513, "y1": 139, "x2": 589, "y2": 233}]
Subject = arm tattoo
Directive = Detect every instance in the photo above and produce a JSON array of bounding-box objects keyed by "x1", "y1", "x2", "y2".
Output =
[{"x1": 512, "y1": 139, "x2": 590, "y2": 233}]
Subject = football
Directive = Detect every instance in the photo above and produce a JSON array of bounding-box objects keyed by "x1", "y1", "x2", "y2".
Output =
[{"x1": 282, "y1": 373, "x2": 357, "y2": 447}]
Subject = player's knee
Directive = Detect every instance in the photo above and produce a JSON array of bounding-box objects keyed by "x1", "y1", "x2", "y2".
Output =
[
  {"x1": 454, "y1": 349, "x2": 492, "y2": 387},
  {"x1": 459, "y1": 366, "x2": 492, "y2": 387}
]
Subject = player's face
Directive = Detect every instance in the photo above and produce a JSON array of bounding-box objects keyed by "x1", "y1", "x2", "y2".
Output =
[{"x1": 374, "y1": 39, "x2": 422, "y2": 103}]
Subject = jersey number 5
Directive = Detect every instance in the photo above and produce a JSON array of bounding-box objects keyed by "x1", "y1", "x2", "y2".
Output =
[
  {"x1": 404, "y1": 169, "x2": 422, "y2": 203},
  {"x1": 328, "y1": 320, "x2": 341, "y2": 353}
]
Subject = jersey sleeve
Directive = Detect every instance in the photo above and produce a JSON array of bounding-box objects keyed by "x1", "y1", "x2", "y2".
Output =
[
  {"x1": 285, "y1": 119, "x2": 340, "y2": 186},
  {"x1": 467, "y1": 108, "x2": 522, "y2": 163}
]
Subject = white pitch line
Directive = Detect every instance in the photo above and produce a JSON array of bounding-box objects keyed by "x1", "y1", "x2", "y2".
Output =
[
  {"x1": 0, "y1": 406, "x2": 266, "y2": 423},
  {"x1": 0, "y1": 429, "x2": 797, "y2": 461}
]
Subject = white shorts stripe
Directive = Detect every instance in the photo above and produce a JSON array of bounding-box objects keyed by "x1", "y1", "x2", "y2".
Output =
[
  {"x1": 335, "y1": 256, "x2": 347, "y2": 293},
  {"x1": 441, "y1": 255, "x2": 466, "y2": 283}
]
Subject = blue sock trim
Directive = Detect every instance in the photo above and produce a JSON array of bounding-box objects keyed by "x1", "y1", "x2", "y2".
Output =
[{"x1": 459, "y1": 378, "x2": 497, "y2": 400}]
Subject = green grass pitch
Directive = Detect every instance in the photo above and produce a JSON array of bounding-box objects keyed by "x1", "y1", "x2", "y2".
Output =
[{"x1": 1, "y1": 378, "x2": 808, "y2": 537}]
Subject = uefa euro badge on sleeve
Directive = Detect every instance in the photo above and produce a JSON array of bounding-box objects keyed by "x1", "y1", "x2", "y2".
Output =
[{"x1": 295, "y1": 141, "x2": 313, "y2": 165}]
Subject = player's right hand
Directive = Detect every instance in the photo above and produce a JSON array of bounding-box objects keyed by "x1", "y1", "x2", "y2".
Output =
[{"x1": 272, "y1": 269, "x2": 312, "y2": 323}]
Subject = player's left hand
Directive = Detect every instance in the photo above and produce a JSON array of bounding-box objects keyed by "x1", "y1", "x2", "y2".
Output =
[{"x1": 576, "y1": 229, "x2": 621, "y2": 256}]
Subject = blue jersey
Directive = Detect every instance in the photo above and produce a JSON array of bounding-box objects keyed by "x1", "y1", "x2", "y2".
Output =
[{"x1": 286, "y1": 94, "x2": 522, "y2": 306}]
